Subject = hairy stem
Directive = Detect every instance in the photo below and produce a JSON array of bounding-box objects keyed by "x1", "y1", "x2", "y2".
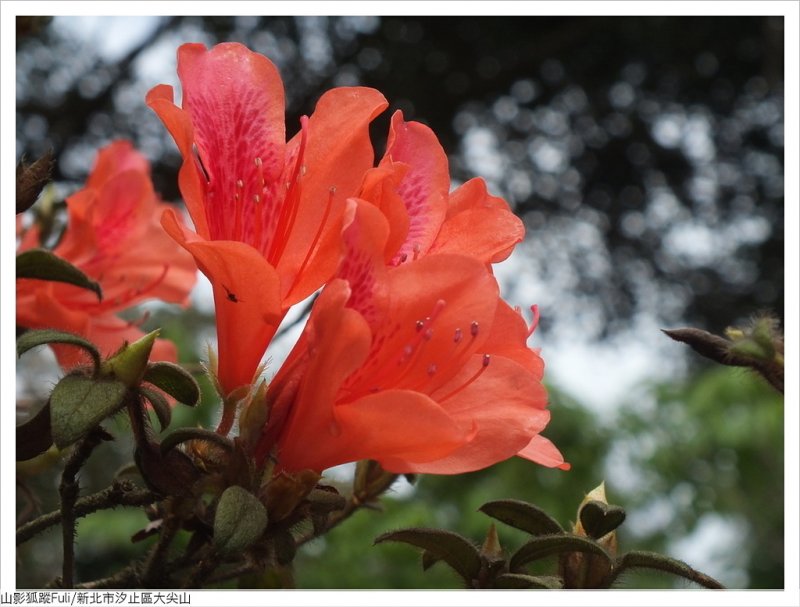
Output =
[
  {"x1": 17, "y1": 480, "x2": 156, "y2": 545},
  {"x1": 59, "y1": 427, "x2": 112, "y2": 588}
]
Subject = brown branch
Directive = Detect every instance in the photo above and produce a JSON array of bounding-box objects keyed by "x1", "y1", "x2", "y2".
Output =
[{"x1": 17, "y1": 480, "x2": 156, "y2": 545}]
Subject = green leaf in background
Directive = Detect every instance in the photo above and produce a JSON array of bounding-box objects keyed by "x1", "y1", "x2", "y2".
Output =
[
  {"x1": 509, "y1": 534, "x2": 610, "y2": 572},
  {"x1": 16, "y1": 402, "x2": 53, "y2": 461},
  {"x1": 16, "y1": 248, "x2": 101, "y2": 300},
  {"x1": 17, "y1": 328, "x2": 101, "y2": 374},
  {"x1": 479, "y1": 499, "x2": 564, "y2": 537},
  {"x1": 374, "y1": 528, "x2": 482, "y2": 584},
  {"x1": 50, "y1": 375, "x2": 127, "y2": 449}
]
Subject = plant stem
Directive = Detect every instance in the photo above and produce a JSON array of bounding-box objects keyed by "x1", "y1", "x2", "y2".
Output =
[
  {"x1": 17, "y1": 480, "x2": 156, "y2": 545},
  {"x1": 58, "y1": 427, "x2": 112, "y2": 588}
]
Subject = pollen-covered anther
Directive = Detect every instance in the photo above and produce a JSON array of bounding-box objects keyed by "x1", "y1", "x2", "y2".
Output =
[
  {"x1": 470, "y1": 321, "x2": 480, "y2": 337},
  {"x1": 482, "y1": 354, "x2": 491, "y2": 367},
  {"x1": 453, "y1": 328, "x2": 463, "y2": 343},
  {"x1": 415, "y1": 320, "x2": 425, "y2": 332}
]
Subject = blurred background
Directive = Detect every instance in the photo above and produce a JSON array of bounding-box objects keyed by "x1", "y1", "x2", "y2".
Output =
[{"x1": 15, "y1": 15, "x2": 784, "y2": 589}]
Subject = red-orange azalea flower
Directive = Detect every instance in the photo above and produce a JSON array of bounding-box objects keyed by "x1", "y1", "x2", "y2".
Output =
[
  {"x1": 16, "y1": 140, "x2": 197, "y2": 368},
  {"x1": 147, "y1": 42, "x2": 387, "y2": 398},
  {"x1": 255, "y1": 203, "x2": 567, "y2": 474},
  {"x1": 358, "y1": 111, "x2": 525, "y2": 266}
]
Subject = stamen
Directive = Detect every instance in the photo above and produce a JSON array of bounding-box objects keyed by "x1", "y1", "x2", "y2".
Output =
[
  {"x1": 437, "y1": 354, "x2": 491, "y2": 402},
  {"x1": 470, "y1": 321, "x2": 480, "y2": 337},
  {"x1": 236, "y1": 179, "x2": 244, "y2": 188},
  {"x1": 453, "y1": 328, "x2": 463, "y2": 343},
  {"x1": 416, "y1": 320, "x2": 425, "y2": 332},
  {"x1": 427, "y1": 363, "x2": 438, "y2": 376},
  {"x1": 528, "y1": 305, "x2": 540, "y2": 337}
]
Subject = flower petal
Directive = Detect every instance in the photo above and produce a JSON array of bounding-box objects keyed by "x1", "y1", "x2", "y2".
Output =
[
  {"x1": 162, "y1": 208, "x2": 281, "y2": 394},
  {"x1": 380, "y1": 112, "x2": 449, "y2": 265},
  {"x1": 281, "y1": 87, "x2": 388, "y2": 304},
  {"x1": 518, "y1": 435, "x2": 571, "y2": 470}
]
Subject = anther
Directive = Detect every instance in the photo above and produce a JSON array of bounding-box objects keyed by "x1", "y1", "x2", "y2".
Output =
[
  {"x1": 236, "y1": 179, "x2": 244, "y2": 188},
  {"x1": 254, "y1": 157, "x2": 262, "y2": 167},
  {"x1": 470, "y1": 321, "x2": 480, "y2": 337},
  {"x1": 253, "y1": 194, "x2": 261, "y2": 203},
  {"x1": 453, "y1": 328, "x2": 463, "y2": 343},
  {"x1": 482, "y1": 354, "x2": 491, "y2": 367},
  {"x1": 416, "y1": 320, "x2": 425, "y2": 332},
  {"x1": 427, "y1": 363, "x2": 438, "y2": 376}
]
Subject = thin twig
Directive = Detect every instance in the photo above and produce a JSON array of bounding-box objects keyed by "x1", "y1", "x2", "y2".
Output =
[
  {"x1": 59, "y1": 427, "x2": 112, "y2": 588},
  {"x1": 17, "y1": 480, "x2": 156, "y2": 545},
  {"x1": 141, "y1": 508, "x2": 181, "y2": 587}
]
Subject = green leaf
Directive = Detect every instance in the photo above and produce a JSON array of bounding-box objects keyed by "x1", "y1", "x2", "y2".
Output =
[
  {"x1": 143, "y1": 362, "x2": 200, "y2": 407},
  {"x1": 213, "y1": 486, "x2": 268, "y2": 556},
  {"x1": 479, "y1": 499, "x2": 564, "y2": 536},
  {"x1": 510, "y1": 534, "x2": 610, "y2": 572},
  {"x1": 493, "y1": 573, "x2": 564, "y2": 589},
  {"x1": 17, "y1": 248, "x2": 101, "y2": 299},
  {"x1": 49, "y1": 375, "x2": 127, "y2": 449},
  {"x1": 160, "y1": 427, "x2": 234, "y2": 457},
  {"x1": 374, "y1": 528, "x2": 482, "y2": 583},
  {"x1": 612, "y1": 551, "x2": 724, "y2": 589},
  {"x1": 17, "y1": 329, "x2": 101, "y2": 373},
  {"x1": 579, "y1": 500, "x2": 626, "y2": 539},
  {"x1": 16, "y1": 403, "x2": 53, "y2": 461},
  {"x1": 140, "y1": 388, "x2": 171, "y2": 432}
]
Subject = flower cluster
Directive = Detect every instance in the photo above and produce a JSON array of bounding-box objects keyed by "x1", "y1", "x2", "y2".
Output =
[
  {"x1": 16, "y1": 141, "x2": 197, "y2": 367},
  {"x1": 17, "y1": 41, "x2": 566, "y2": 480},
  {"x1": 147, "y1": 42, "x2": 567, "y2": 475}
]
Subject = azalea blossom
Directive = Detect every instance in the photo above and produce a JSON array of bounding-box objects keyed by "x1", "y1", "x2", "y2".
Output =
[
  {"x1": 147, "y1": 42, "x2": 387, "y2": 398},
  {"x1": 16, "y1": 140, "x2": 197, "y2": 368},
  {"x1": 255, "y1": 203, "x2": 567, "y2": 474},
  {"x1": 358, "y1": 111, "x2": 525, "y2": 267}
]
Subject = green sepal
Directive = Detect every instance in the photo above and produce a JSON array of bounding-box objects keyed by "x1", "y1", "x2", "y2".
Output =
[
  {"x1": 17, "y1": 329, "x2": 101, "y2": 374},
  {"x1": 100, "y1": 330, "x2": 158, "y2": 388},
  {"x1": 160, "y1": 427, "x2": 234, "y2": 457},
  {"x1": 213, "y1": 485, "x2": 268, "y2": 557},
  {"x1": 479, "y1": 499, "x2": 564, "y2": 536},
  {"x1": 16, "y1": 248, "x2": 101, "y2": 300},
  {"x1": 510, "y1": 534, "x2": 610, "y2": 573},
  {"x1": 492, "y1": 573, "x2": 564, "y2": 589},
  {"x1": 49, "y1": 375, "x2": 127, "y2": 449},
  {"x1": 610, "y1": 550, "x2": 724, "y2": 589},
  {"x1": 16, "y1": 402, "x2": 53, "y2": 461},
  {"x1": 374, "y1": 528, "x2": 482, "y2": 583},
  {"x1": 140, "y1": 388, "x2": 172, "y2": 432},
  {"x1": 579, "y1": 500, "x2": 626, "y2": 539},
  {"x1": 143, "y1": 362, "x2": 200, "y2": 407}
]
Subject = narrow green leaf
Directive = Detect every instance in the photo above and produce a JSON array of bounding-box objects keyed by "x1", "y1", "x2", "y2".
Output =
[
  {"x1": 160, "y1": 427, "x2": 234, "y2": 457},
  {"x1": 479, "y1": 499, "x2": 564, "y2": 536},
  {"x1": 17, "y1": 248, "x2": 101, "y2": 299},
  {"x1": 143, "y1": 362, "x2": 201, "y2": 407},
  {"x1": 375, "y1": 528, "x2": 482, "y2": 583},
  {"x1": 510, "y1": 534, "x2": 610, "y2": 572},
  {"x1": 49, "y1": 375, "x2": 127, "y2": 449},
  {"x1": 140, "y1": 388, "x2": 172, "y2": 432},
  {"x1": 17, "y1": 329, "x2": 100, "y2": 373},
  {"x1": 213, "y1": 486, "x2": 268, "y2": 556},
  {"x1": 16, "y1": 403, "x2": 53, "y2": 461},
  {"x1": 493, "y1": 573, "x2": 564, "y2": 589},
  {"x1": 579, "y1": 500, "x2": 626, "y2": 539},
  {"x1": 613, "y1": 551, "x2": 724, "y2": 589}
]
